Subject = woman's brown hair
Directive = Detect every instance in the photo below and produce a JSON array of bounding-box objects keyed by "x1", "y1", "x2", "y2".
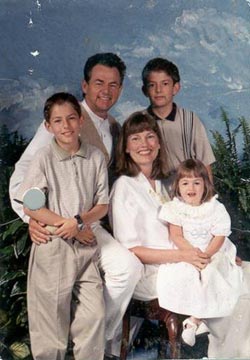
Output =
[
  {"x1": 172, "y1": 159, "x2": 215, "y2": 203},
  {"x1": 116, "y1": 111, "x2": 169, "y2": 179}
]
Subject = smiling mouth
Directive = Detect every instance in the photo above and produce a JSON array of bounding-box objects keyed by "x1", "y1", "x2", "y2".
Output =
[
  {"x1": 62, "y1": 131, "x2": 74, "y2": 136},
  {"x1": 138, "y1": 150, "x2": 152, "y2": 155},
  {"x1": 187, "y1": 192, "x2": 196, "y2": 197}
]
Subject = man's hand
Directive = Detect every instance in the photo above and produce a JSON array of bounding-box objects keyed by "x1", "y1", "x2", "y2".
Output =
[
  {"x1": 75, "y1": 225, "x2": 97, "y2": 246},
  {"x1": 29, "y1": 218, "x2": 50, "y2": 245},
  {"x1": 182, "y1": 247, "x2": 211, "y2": 270}
]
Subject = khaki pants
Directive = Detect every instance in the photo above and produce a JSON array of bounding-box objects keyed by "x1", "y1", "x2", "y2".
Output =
[{"x1": 27, "y1": 238, "x2": 105, "y2": 360}]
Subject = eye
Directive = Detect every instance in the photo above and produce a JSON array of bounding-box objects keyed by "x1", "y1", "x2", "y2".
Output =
[
  {"x1": 181, "y1": 181, "x2": 189, "y2": 186},
  {"x1": 147, "y1": 83, "x2": 155, "y2": 88},
  {"x1": 163, "y1": 81, "x2": 169, "y2": 86},
  {"x1": 130, "y1": 135, "x2": 139, "y2": 142},
  {"x1": 147, "y1": 133, "x2": 156, "y2": 139},
  {"x1": 109, "y1": 83, "x2": 119, "y2": 89},
  {"x1": 95, "y1": 81, "x2": 103, "y2": 86}
]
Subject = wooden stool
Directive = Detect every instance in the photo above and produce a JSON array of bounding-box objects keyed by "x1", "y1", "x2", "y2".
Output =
[{"x1": 120, "y1": 298, "x2": 182, "y2": 359}]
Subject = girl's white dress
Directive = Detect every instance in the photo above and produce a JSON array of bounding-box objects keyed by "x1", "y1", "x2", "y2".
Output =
[{"x1": 157, "y1": 195, "x2": 244, "y2": 318}]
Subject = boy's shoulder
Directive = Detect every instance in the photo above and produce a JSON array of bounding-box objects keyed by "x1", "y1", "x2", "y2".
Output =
[{"x1": 82, "y1": 142, "x2": 106, "y2": 163}]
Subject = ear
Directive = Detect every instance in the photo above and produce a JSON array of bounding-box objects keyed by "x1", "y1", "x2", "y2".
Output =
[
  {"x1": 173, "y1": 82, "x2": 181, "y2": 96},
  {"x1": 82, "y1": 80, "x2": 88, "y2": 95},
  {"x1": 79, "y1": 115, "x2": 84, "y2": 127},
  {"x1": 45, "y1": 121, "x2": 53, "y2": 134},
  {"x1": 142, "y1": 85, "x2": 148, "y2": 97}
]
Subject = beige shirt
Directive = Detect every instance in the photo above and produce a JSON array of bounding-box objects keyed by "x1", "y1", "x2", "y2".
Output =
[
  {"x1": 16, "y1": 138, "x2": 109, "y2": 218},
  {"x1": 147, "y1": 106, "x2": 216, "y2": 172}
]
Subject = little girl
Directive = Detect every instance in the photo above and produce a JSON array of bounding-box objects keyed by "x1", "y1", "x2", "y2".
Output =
[{"x1": 157, "y1": 159, "x2": 244, "y2": 347}]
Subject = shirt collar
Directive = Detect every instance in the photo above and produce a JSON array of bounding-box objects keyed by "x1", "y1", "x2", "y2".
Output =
[
  {"x1": 51, "y1": 137, "x2": 88, "y2": 161},
  {"x1": 147, "y1": 103, "x2": 177, "y2": 121},
  {"x1": 82, "y1": 99, "x2": 109, "y2": 124}
]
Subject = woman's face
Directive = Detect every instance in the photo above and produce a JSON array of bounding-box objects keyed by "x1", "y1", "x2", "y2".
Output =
[{"x1": 126, "y1": 129, "x2": 160, "y2": 170}]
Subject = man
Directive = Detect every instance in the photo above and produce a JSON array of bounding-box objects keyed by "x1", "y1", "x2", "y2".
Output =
[
  {"x1": 9, "y1": 53, "x2": 143, "y2": 360},
  {"x1": 141, "y1": 57, "x2": 215, "y2": 181}
]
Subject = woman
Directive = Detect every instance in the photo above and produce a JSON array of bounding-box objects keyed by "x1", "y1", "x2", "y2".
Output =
[{"x1": 109, "y1": 111, "x2": 250, "y2": 358}]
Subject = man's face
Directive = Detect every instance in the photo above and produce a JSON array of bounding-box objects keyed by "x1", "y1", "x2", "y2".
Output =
[
  {"x1": 144, "y1": 71, "x2": 180, "y2": 111},
  {"x1": 82, "y1": 64, "x2": 122, "y2": 118}
]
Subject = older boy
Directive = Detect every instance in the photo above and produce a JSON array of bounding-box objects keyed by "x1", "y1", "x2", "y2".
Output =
[
  {"x1": 15, "y1": 92, "x2": 108, "y2": 360},
  {"x1": 142, "y1": 57, "x2": 215, "y2": 180}
]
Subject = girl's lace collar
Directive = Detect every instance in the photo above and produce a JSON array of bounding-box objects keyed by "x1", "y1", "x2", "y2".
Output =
[{"x1": 171, "y1": 195, "x2": 218, "y2": 219}]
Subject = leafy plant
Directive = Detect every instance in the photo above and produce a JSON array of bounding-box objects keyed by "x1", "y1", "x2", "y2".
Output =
[
  {"x1": 211, "y1": 110, "x2": 250, "y2": 259},
  {"x1": 0, "y1": 220, "x2": 32, "y2": 360},
  {"x1": 0, "y1": 125, "x2": 31, "y2": 359}
]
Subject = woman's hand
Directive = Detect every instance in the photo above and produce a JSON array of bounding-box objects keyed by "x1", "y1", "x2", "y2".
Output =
[
  {"x1": 54, "y1": 218, "x2": 78, "y2": 239},
  {"x1": 75, "y1": 225, "x2": 97, "y2": 246},
  {"x1": 182, "y1": 247, "x2": 211, "y2": 270}
]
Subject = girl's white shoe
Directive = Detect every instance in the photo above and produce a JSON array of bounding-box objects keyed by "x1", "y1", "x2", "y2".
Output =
[{"x1": 181, "y1": 318, "x2": 198, "y2": 347}]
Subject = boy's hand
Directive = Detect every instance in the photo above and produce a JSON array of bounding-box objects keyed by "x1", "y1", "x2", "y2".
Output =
[
  {"x1": 54, "y1": 218, "x2": 78, "y2": 239},
  {"x1": 75, "y1": 225, "x2": 97, "y2": 246}
]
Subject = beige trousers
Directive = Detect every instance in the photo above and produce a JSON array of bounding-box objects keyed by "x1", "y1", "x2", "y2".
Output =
[{"x1": 27, "y1": 238, "x2": 105, "y2": 360}]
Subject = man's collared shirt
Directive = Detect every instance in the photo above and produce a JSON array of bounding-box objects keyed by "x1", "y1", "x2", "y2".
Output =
[{"x1": 82, "y1": 100, "x2": 112, "y2": 157}]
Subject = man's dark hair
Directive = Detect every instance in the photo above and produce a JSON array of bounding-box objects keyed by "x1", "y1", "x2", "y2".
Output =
[
  {"x1": 142, "y1": 57, "x2": 180, "y2": 90},
  {"x1": 44, "y1": 92, "x2": 81, "y2": 122},
  {"x1": 84, "y1": 52, "x2": 126, "y2": 85}
]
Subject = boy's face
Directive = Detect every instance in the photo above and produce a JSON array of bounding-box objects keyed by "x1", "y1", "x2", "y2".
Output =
[
  {"x1": 82, "y1": 64, "x2": 122, "y2": 118},
  {"x1": 45, "y1": 102, "x2": 83, "y2": 151},
  {"x1": 144, "y1": 71, "x2": 180, "y2": 112}
]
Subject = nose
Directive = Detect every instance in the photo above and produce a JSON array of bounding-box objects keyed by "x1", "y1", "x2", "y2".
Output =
[
  {"x1": 188, "y1": 183, "x2": 195, "y2": 191},
  {"x1": 101, "y1": 83, "x2": 110, "y2": 94},
  {"x1": 139, "y1": 137, "x2": 148, "y2": 146},
  {"x1": 155, "y1": 83, "x2": 161, "y2": 93},
  {"x1": 62, "y1": 118, "x2": 70, "y2": 128}
]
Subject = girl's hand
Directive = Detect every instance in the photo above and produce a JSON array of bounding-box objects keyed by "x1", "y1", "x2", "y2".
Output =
[
  {"x1": 75, "y1": 225, "x2": 97, "y2": 246},
  {"x1": 54, "y1": 218, "x2": 78, "y2": 239},
  {"x1": 182, "y1": 247, "x2": 211, "y2": 270}
]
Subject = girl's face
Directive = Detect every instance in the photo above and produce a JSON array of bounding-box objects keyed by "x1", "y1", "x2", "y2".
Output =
[
  {"x1": 126, "y1": 129, "x2": 160, "y2": 171},
  {"x1": 178, "y1": 175, "x2": 205, "y2": 206}
]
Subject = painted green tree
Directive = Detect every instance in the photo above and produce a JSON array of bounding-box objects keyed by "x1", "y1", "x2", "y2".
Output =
[
  {"x1": 0, "y1": 125, "x2": 31, "y2": 360},
  {"x1": 211, "y1": 110, "x2": 250, "y2": 259}
]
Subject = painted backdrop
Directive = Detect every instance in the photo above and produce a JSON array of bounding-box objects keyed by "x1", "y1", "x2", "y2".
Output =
[{"x1": 0, "y1": 0, "x2": 250, "y2": 143}]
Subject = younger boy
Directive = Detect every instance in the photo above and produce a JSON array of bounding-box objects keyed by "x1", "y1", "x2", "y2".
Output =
[
  {"x1": 15, "y1": 92, "x2": 108, "y2": 360},
  {"x1": 141, "y1": 57, "x2": 215, "y2": 180}
]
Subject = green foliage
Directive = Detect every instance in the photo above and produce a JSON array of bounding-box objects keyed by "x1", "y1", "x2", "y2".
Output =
[
  {"x1": 0, "y1": 125, "x2": 31, "y2": 359},
  {"x1": 211, "y1": 109, "x2": 250, "y2": 259},
  {"x1": 0, "y1": 220, "x2": 32, "y2": 360},
  {"x1": 0, "y1": 125, "x2": 28, "y2": 223}
]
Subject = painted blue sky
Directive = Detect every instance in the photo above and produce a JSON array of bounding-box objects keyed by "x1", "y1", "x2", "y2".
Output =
[{"x1": 0, "y1": 0, "x2": 250, "y2": 143}]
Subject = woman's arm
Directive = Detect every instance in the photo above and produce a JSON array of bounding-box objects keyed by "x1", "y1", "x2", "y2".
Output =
[
  {"x1": 169, "y1": 223, "x2": 194, "y2": 250},
  {"x1": 130, "y1": 246, "x2": 210, "y2": 270},
  {"x1": 205, "y1": 235, "x2": 225, "y2": 257}
]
